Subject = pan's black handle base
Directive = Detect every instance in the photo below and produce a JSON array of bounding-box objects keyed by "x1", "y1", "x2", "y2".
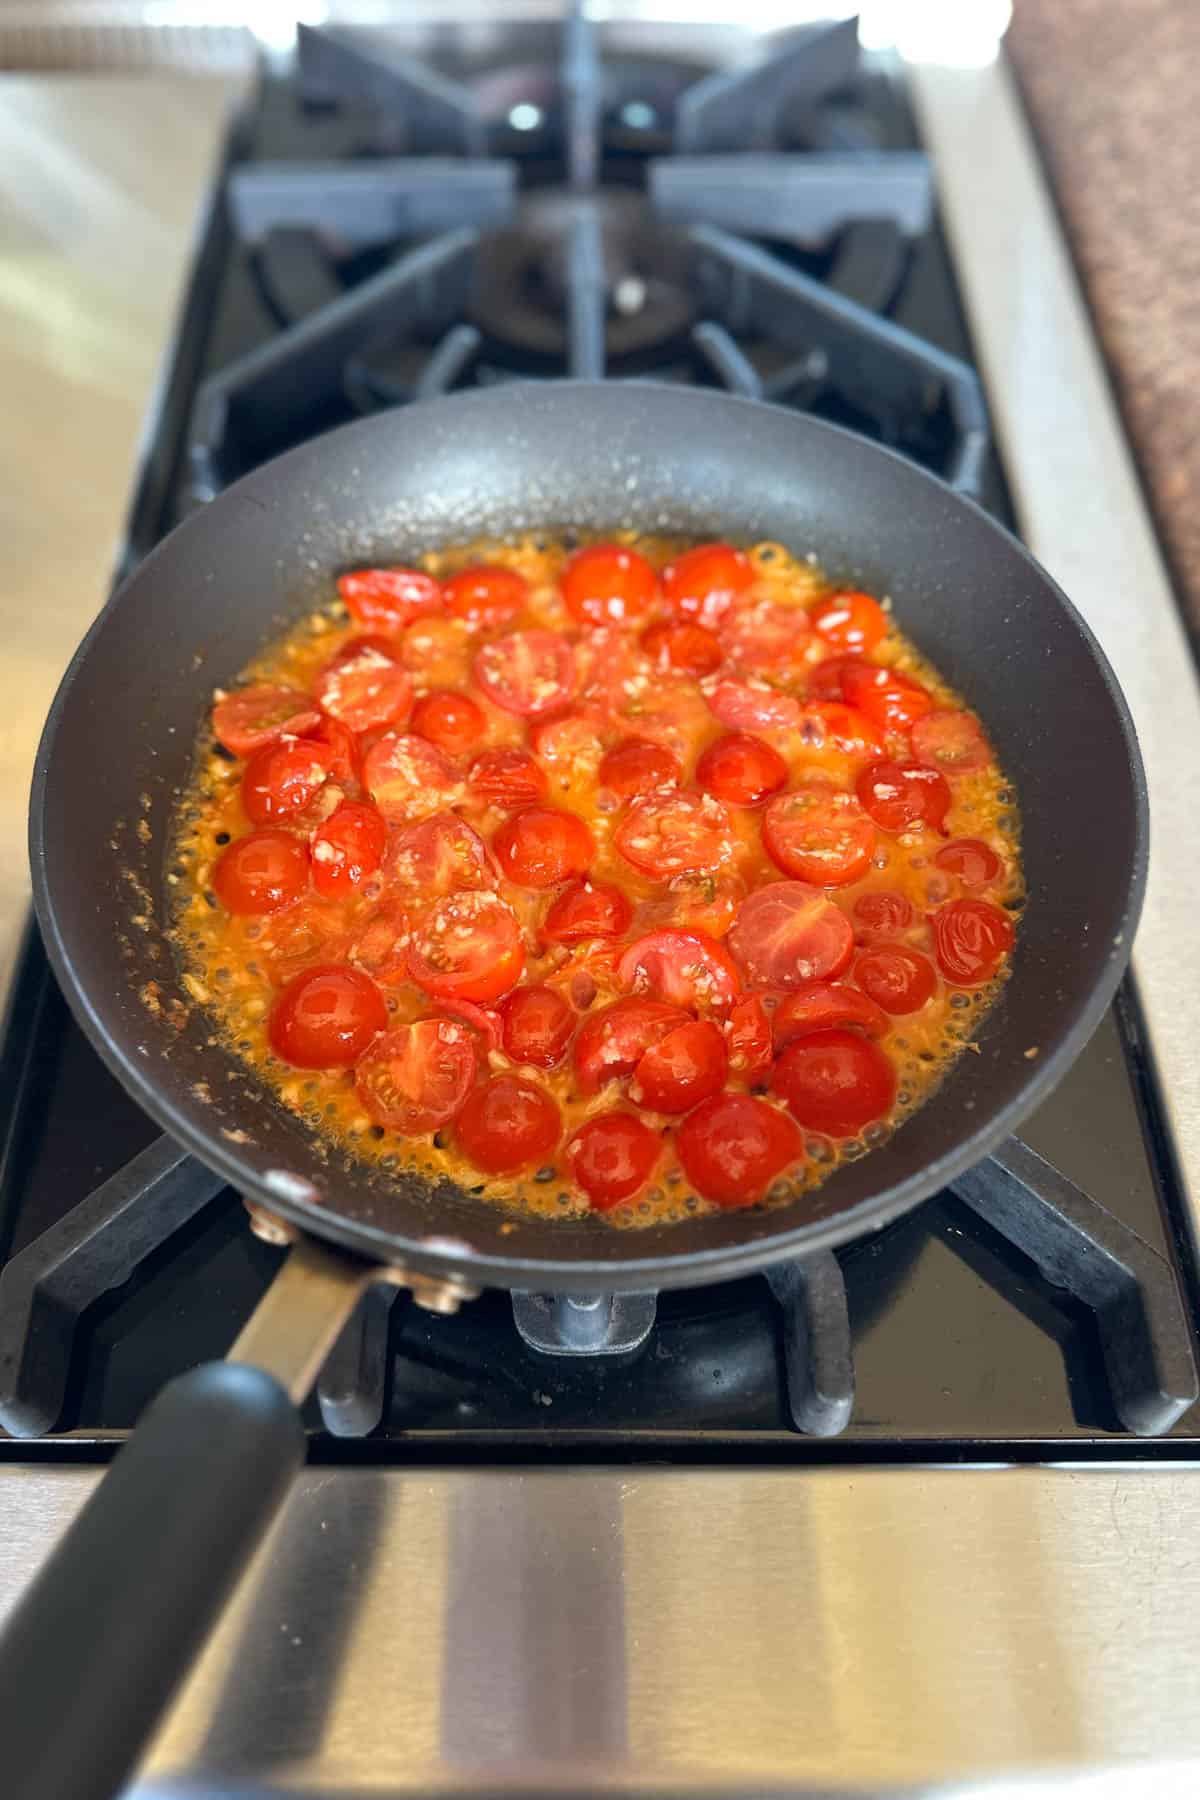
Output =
[
  {"x1": 950, "y1": 1136, "x2": 1199, "y2": 1436},
  {"x1": 0, "y1": 1362, "x2": 305, "y2": 1800},
  {"x1": 766, "y1": 1251, "x2": 855, "y2": 1437}
]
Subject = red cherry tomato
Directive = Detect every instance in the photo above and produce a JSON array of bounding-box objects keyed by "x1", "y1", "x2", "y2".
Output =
[
  {"x1": 641, "y1": 620, "x2": 723, "y2": 676},
  {"x1": 773, "y1": 983, "x2": 889, "y2": 1047},
  {"x1": 855, "y1": 945, "x2": 937, "y2": 1015},
  {"x1": 633, "y1": 1019, "x2": 728, "y2": 1114},
  {"x1": 442, "y1": 563, "x2": 529, "y2": 629},
  {"x1": 499, "y1": 984, "x2": 575, "y2": 1069},
  {"x1": 728, "y1": 882, "x2": 854, "y2": 986},
  {"x1": 615, "y1": 790, "x2": 735, "y2": 878},
  {"x1": 841, "y1": 662, "x2": 934, "y2": 734},
  {"x1": 301, "y1": 714, "x2": 359, "y2": 787},
  {"x1": 797, "y1": 701, "x2": 884, "y2": 760},
  {"x1": 212, "y1": 684, "x2": 320, "y2": 758},
  {"x1": 542, "y1": 878, "x2": 633, "y2": 945},
  {"x1": 530, "y1": 707, "x2": 607, "y2": 772},
  {"x1": 707, "y1": 679, "x2": 803, "y2": 733},
  {"x1": 852, "y1": 890, "x2": 913, "y2": 935},
  {"x1": 935, "y1": 838, "x2": 1004, "y2": 886},
  {"x1": 493, "y1": 807, "x2": 594, "y2": 888},
  {"x1": 262, "y1": 897, "x2": 351, "y2": 987},
  {"x1": 856, "y1": 760, "x2": 951, "y2": 834},
  {"x1": 385, "y1": 812, "x2": 491, "y2": 896},
  {"x1": 337, "y1": 567, "x2": 443, "y2": 633},
  {"x1": 310, "y1": 800, "x2": 387, "y2": 898},
  {"x1": 773, "y1": 1028, "x2": 897, "y2": 1138},
  {"x1": 566, "y1": 1113, "x2": 662, "y2": 1210},
  {"x1": 408, "y1": 891, "x2": 525, "y2": 1003},
  {"x1": 911, "y1": 709, "x2": 991, "y2": 774},
  {"x1": 597, "y1": 737, "x2": 680, "y2": 801},
  {"x1": 811, "y1": 590, "x2": 888, "y2": 654},
  {"x1": 410, "y1": 688, "x2": 486, "y2": 756},
  {"x1": 455, "y1": 1075, "x2": 561, "y2": 1174},
  {"x1": 354, "y1": 1019, "x2": 478, "y2": 1134},
  {"x1": 362, "y1": 731, "x2": 460, "y2": 821},
  {"x1": 617, "y1": 928, "x2": 740, "y2": 1011},
  {"x1": 677, "y1": 1093, "x2": 803, "y2": 1208},
  {"x1": 696, "y1": 733, "x2": 788, "y2": 807},
  {"x1": 931, "y1": 898, "x2": 1015, "y2": 986},
  {"x1": 438, "y1": 998, "x2": 503, "y2": 1053},
  {"x1": 719, "y1": 598, "x2": 812, "y2": 670},
  {"x1": 648, "y1": 869, "x2": 746, "y2": 941},
  {"x1": 807, "y1": 655, "x2": 863, "y2": 702},
  {"x1": 662, "y1": 542, "x2": 753, "y2": 627},
  {"x1": 573, "y1": 997, "x2": 691, "y2": 1094},
  {"x1": 474, "y1": 630, "x2": 576, "y2": 718},
  {"x1": 314, "y1": 639, "x2": 413, "y2": 734},
  {"x1": 268, "y1": 964, "x2": 387, "y2": 1068},
  {"x1": 562, "y1": 543, "x2": 658, "y2": 625},
  {"x1": 348, "y1": 902, "x2": 411, "y2": 985},
  {"x1": 213, "y1": 829, "x2": 309, "y2": 915},
  {"x1": 241, "y1": 736, "x2": 334, "y2": 826},
  {"x1": 467, "y1": 747, "x2": 548, "y2": 809},
  {"x1": 727, "y1": 993, "x2": 774, "y2": 1079},
  {"x1": 762, "y1": 788, "x2": 876, "y2": 886}
]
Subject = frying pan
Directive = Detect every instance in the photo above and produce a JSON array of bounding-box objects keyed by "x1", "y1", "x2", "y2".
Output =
[{"x1": 0, "y1": 385, "x2": 1145, "y2": 1799}]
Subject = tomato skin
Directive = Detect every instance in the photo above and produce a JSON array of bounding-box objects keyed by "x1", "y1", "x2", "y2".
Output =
[
  {"x1": 213, "y1": 684, "x2": 320, "y2": 758},
  {"x1": 310, "y1": 800, "x2": 387, "y2": 898},
  {"x1": 633, "y1": 1019, "x2": 728, "y2": 1114},
  {"x1": 499, "y1": 984, "x2": 575, "y2": 1070},
  {"x1": 852, "y1": 890, "x2": 913, "y2": 936},
  {"x1": 935, "y1": 838, "x2": 1004, "y2": 886},
  {"x1": 442, "y1": 563, "x2": 529, "y2": 629},
  {"x1": 302, "y1": 714, "x2": 360, "y2": 788},
  {"x1": 268, "y1": 964, "x2": 387, "y2": 1068},
  {"x1": 354, "y1": 1019, "x2": 479, "y2": 1134},
  {"x1": 932, "y1": 898, "x2": 1015, "y2": 985},
  {"x1": 641, "y1": 621, "x2": 723, "y2": 676},
  {"x1": 677, "y1": 1093, "x2": 803, "y2": 1208},
  {"x1": 408, "y1": 891, "x2": 525, "y2": 1003},
  {"x1": 385, "y1": 812, "x2": 491, "y2": 896},
  {"x1": 474, "y1": 629, "x2": 576, "y2": 718},
  {"x1": 241, "y1": 736, "x2": 334, "y2": 826},
  {"x1": 567, "y1": 1113, "x2": 662, "y2": 1210},
  {"x1": 762, "y1": 788, "x2": 875, "y2": 887},
  {"x1": 337, "y1": 567, "x2": 443, "y2": 632},
  {"x1": 573, "y1": 997, "x2": 691, "y2": 1094},
  {"x1": 348, "y1": 901, "x2": 411, "y2": 985},
  {"x1": 773, "y1": 983, "x2": 889, "y2": 1047},
  {"x1": 797, "y1": 701, "x2": 883, "y2": 760},
  {"x1": 410, "y1": 689, "x2": 486, "y2": 756},
  {"x1": 615, "y1": 790, "x2": 735, "y2": 878},
  {"x1": 662, "y1": 542, "x2": 753, "y2": 627},
  {"x1": 468, "y1": 747, "x2": 548, "y2": 809},
  {"x1": 598, "y1": 738, "x2": 681, "y2": 801},
  {"x1": 811, "y1": 590, "x2": 888, "y2": 654},
  {"x1": 493, "y1": 807, "x2": 594, "y2": 888},
  {"x1": 542, "y1": 878, "x2": 632, "y2": 945},
  {"x1": 314, "y1": 639, "x2": 413, "y2": 734},
  {"x1": 729, "y1": 881, "x2": 854, "y2": 987},
  {"x1": 841, "y1": 662, "x2": 934, "y2": 734},
  {"x1": 727, "y1": 993, "x2": 774, "y2": 1079},
  {"x1": 213, "y1": 829, "x2": 310, "y2": 915},
  {"x1": 855, "y1": 945, "x2": 937, "y2": 1015},
  {"x1": 719, "y1": 597, "x2": 812, "y2": 670},
  {"x1": 807, "y1": 655, "x2": 863, "y2": 702},
  {"x1": 618, "y1": 928, "x2": 740, "y2": 1011},
  {"x1": 773, "y1": 1028, "x2": 897, "y2": 1138},
  {"x1": 362, "y1": 731, "x2": 460, "y2": 822},
  {"x1": 562, "y1": 543, "x2": 658, "y2": 625},
  {"x1": 856, "y1": 760, "x2": 952, "y2": 834},
  {"x1": 455, "y1": 1075, "x2": 561, "y2": 1174},
  {"x1": 696, "y1": 732, "x2": 788, "y2": 806},
  {"x1": 708, "y1": 679, "x2": 803, "y2": 733},
  {"x1": 911, "y1": 709, "x2": 991, "y2": 774}
]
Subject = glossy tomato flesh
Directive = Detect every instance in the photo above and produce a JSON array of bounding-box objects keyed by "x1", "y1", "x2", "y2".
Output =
[
  {"x1": 337, "y1": 566, "x2": 442, "y2": 632},
  {"x1": 468, "y1": 747, "x2": 548, "y2": 808},
  {"x1": 499, "y1": 984, "x2": 575, "y2": 1069},
  {"x1": 354, "y1": 1019, "x2": 478, "y2": 1134},
  {"x1": 615, "y1": 790, "x2": 735, "y2": 878},
  {"x1": 696, "y1": 732, "x2": 788, "y2": 806},
  {"x1": 935, "y1": 838, "x2": 1004, "y2": 885},
  {"x1": 856, "y1": 760, "x2": 951, "y2": 834},
  {"x1": 407, "y1": 891, "x2": 525, "y2": 1003},
  {"x1": 386, "y1": 812, "x2": 490, "y2": 895},
  {"x1": 573, "y1": 997, "x2": 691, "y2": 1094},
  {"x1": 773, "y1": 983, "x2": 888, "y2": 1047},
  {"x1": 633, "y1": 1019, "x2": 728, "y2": 1114},
  {"x1": 772, "y1": 1028, "x2": 897, "y2": 1138},
  {"x1": 932, "y1": 899, "x2": 1015, "y2": 985},
  {"x1": 597, "y1": 737, "x2": 680, "y2": 800},
  {"x1": 311, "y1": 800, "x2": 387, "y2": 898},
  {"x1": 474, "y1": 629, "x2": 576, "y2": 717},
  {"x1": 213, "y1": 829, "x2": 309, "y2": 915},
  {"x1": 493, "y1": 807, "x2": 595, "y2": 888},
  {"x1": 455, "y1": 1075, "x2": 561, "y2": 1174},
  {"x1": 641, "y1": 620, "x2": 723, "y2": 676},
  {"x1": 762, "y1": 787, "x2": 875, "y2": 886},
  {"x1": 677, "y1": 1093, "x2": 803, "y2": 1208},
  {"x1": 854, "y1": 945, "x2": 937, "y2": 1015},
  {"x1": 241, "y1": 737, "x2": 334, "y2": 826},
  {"x1": 542, "y1": 878, "x2": 633, "y2": 945},
  {"x1": 269, "y1": 964, "x2": 387, "y2": 1068},
  {"x1": 411, "y1": 688, "x2": 486, "y2": 755},
  {"x1": 567, "y1": 1113, "x2": 662, "y2": 1210},
  {"x1": 314, "y1": 639, "x2": 412, "y2": 733},
  {"x1": 728, "y1": 882, "x2": 854, "y2": 986},
  {"x1": 617, "y1": 928, "x2": 740, "y2": 1011},
  {"x1": 213, "y1": 684, "x2": 320, "y2": 758}
]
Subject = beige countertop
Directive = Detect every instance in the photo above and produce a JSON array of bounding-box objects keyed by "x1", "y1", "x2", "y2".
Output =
[{"x1": 0, "y1": 71, "x2": 239, "y2": 1014}]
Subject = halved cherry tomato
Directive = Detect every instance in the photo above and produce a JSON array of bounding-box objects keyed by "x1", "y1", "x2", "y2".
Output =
[
  {"x1": 493, "y1": 807, "x2": 594, "y2": 888},
  {"x1": 467, "y1": 747, "x2": 548, "y2": 808},
  {"x1": 474, "y1": 629, "x2": 576, "y2": 718},
  {"x1": 762, "y1": 788, "x2": 875, "y2": 886},
  {"x1": 262, "y1": 897, "x2": 350, "y2": 987},
  {"x1": 530, "y1": 708, "x2": 607, "y2": 771},
  {"x1": 337, "y1": 567, "x2": 443, "y2": 633},
  {"x1": 597, "y1": 737, "x2": 680, "y2": 801},
  {"x1": 354, "y1": 1018, "x2": 478, "y2": 1134},
  {"x1": 633, "y1": 1019, "x2": 728, "y2": 1114},
  {"x1": 615, "y1": 790, "x2": 735, "y2": 878},
  {"x1": 566, "y1": 1113, "x2": 662, "y2": 1210},
  {"x1": 773, "y1": 983, "x2": 888, "y2": 1047},
  {"x1": 499, "y1": 984, "x2": 575, "y2": 1069},
  {"x1": 562, "y1": 543, "x2": 658, "y2": 625},
  {"x1": 437, "y1": 998, "x2": 503, "y2": 1053},
  {"x1": 719, "y1": 598, "x2": 812, "y2": 670},
  {"x1": 856, "y1": 760, "x2": 951, "y2": 834},
  {"x1": 442, "y1": 563, "x2": 529, "y2": 629},
  {"x1": 677, "y1": 1093, "x2": 803, "y2": 1208},
  {"x1": 212, "y1": 684, "x2": 320, "y2": 757},
  {"x1": 408, "y1": 891, "x2": 525, "y2": 1003},
  {"x1": 301, "y1": 714, "x2": 359, "y2": 788},
  {"x1": 268, "y1": 964, "x2": 387, "y2": 1068},
  {"x1": 310, "y1": 800, "x2": 387, "y2": 898},
  {"x1": 696, "y1": 732, "x2": 788, "y2": 807},
  {"x1": 797, "y1": 701, "x2": 883, "y2": 760},
  {"x1": 931, "y1": 898, "x2": 1015, "y2": 986},
  {"x1": 653, "y1": 869, "x2": 746, "y2": 940},
  {"x1": 707, "y1": 679, "x2": 803, "y2": 733},
  {"x1": 841, "y1": 663, "x2": 934, "y2": 734},
  {"x1": 362, "y1": 731, "x2": 460, "y2": 821},
  {"x1": 662, "y1": 542, "x2": 753, "y2": 627},
  {"x1": 641, "y1": 620, "x2": 723, "y2": 677},
  {"x1": 573, "y1": 997, "x2": 691, "y2": 1094},
  {"x1": 314, "y1": 638, "x2": 413, "y2": 734},
  {"x1": 811, "y1": 590, "x2": 888, "y2": 654},
  {"x1": 728, "y1": 882, "x2": 854, "y2": 986},
  {"x1": 386, "y1": 812, "x2": 491, "y2": 896},
  {"x1": 455, "y1": 1075, "x2": 561, "y2": 1174},
  {"x1": 772, "y1": 1028, "x2": 896, "y2": 1138},
  {"x1": 855, "y1": 945, "x2": 937, "y2": 1015},
  {"x1": 410, "y1": 689, "x2": 486, "y2": 756},
  {"x1": 727, "y1": 993, "x2": 774, "y2": 1079},
  {"x1": 852, "y1": 890, "x2": 913, "y2": 935},
  {"x1": 241, "y1": 736, "x2": 334, "y2": 826},
  {"x1": 911, "y1": 709, "x2": 991, "y2": 774},
  {"x1": 348, "y1": 902, "x2": 410, "y2": 984},
  {"x1": 213, "y1": 829, "x2": 309, "y2": 915},
  {"x1": 618, "y1": 928, "x2": 740, "y2": 1011},
  {"x1": 542, "y1": 878, "x2": 632, "y2": 945},
  {"x1": 807, "y1": 655, "x2": 863, "y2": 702},
  {"x1": 935, "y1": 838, "x2": 1004, "y2": 886},
  {"x1": 575, "y1": 626, "x2": 651, "y2": 713}
]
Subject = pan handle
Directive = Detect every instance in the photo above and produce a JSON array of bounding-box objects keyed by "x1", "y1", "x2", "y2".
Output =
[{"x1": 0, "y1": 1237, "x2": 375, "y2": 1800}]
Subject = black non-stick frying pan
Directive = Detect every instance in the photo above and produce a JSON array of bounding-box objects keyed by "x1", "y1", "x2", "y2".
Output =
[{"x1": 0, "y1": 385, "x2": 1146, "y2": 1800}]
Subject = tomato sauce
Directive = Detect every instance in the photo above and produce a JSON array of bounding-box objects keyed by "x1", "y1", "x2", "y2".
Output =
[{"x1": 170, "y1": 535, "x2": 1022, "y2": 1229}]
